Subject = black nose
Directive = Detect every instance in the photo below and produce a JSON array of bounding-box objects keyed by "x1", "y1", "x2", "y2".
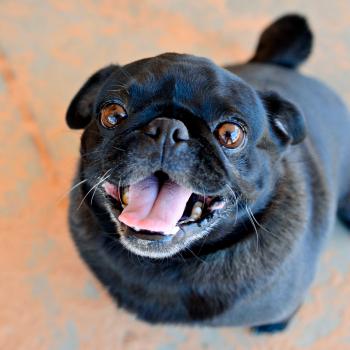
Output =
[{"x1": 143, "y1": 118, "x2": 189, "y2": 145}]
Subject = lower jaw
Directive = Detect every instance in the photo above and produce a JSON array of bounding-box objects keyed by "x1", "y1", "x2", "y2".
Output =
[
  {"x1": 118, "y1": 226, "x2": 200, "y2": 258},
  {"x1": 107, "y1": 208, "x2": 221, "y2": 258}
]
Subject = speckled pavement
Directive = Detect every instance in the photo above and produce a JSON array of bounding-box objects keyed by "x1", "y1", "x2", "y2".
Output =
[{"x1": 1, "y1": 1, "x2": 350, "y2": 349}]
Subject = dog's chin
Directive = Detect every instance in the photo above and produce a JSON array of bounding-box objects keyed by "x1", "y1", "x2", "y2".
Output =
[
  {"x1": 117, "y1": 212, "x2": 223, "y2": 259},
  {"x1": 109, "y1": 209, "x2": 224, "y2": 259},
  {"x1": 98, "y1": 176, "x2": 228, "y2": 259}
]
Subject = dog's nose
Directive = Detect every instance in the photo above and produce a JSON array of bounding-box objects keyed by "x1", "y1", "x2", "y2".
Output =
[{"x1": 143, "y1": 118, "x2": 189, "y2": 145}]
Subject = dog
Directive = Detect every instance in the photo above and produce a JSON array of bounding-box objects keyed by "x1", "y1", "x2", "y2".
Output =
[{"x1": 66, "y1": 14, "x2": 350, "y2": 332}]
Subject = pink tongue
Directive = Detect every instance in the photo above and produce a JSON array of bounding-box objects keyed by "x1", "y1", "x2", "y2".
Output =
[{"x1": 118, "y1": 175, "x2": 192, "y2": 234}]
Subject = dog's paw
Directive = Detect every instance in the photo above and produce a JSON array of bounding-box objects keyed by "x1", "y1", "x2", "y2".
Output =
[
  {"x1": 251, "y1": 320, "x2": 290, "y2": 334},
  {"x1": 337, "y1": 193, "x2": 350, "y2": 229}
]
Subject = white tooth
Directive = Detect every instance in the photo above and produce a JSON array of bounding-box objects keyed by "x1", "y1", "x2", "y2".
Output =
[
  {"x1": 132, "y1": 226, "x2": 140, "y2": 232},
  {"x1": 164, "y1": 227, "x2": 180, "y2": 235},
  {"x1": 190, "y1": 201, "x2": 203, "y2": 220},
  {"x1": 209, "y1": 201, "x2": 225, "y2": 211}
]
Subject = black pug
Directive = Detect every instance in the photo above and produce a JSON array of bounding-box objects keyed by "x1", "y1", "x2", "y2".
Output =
[{"x1": 66, "y1": 14, "x2": 350, "y2": 332}]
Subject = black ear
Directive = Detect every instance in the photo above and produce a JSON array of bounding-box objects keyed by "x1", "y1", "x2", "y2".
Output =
[
  {"x1": 66, "y1": 64, "x2": 117, "y2": 129},
  {"x1": 260, "y1": 91, "x2": 307, "y2": 145}
]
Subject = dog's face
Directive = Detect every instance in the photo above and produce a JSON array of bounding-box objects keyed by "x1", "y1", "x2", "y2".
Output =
[{"x1": 67, "y1": 53, "x2": 306, "y2": 258}]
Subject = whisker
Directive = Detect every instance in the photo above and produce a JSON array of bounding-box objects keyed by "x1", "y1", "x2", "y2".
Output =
[
  {"x1": 90, "y1": 173, "x2": 112, "y2": 205},
  {"x1": 233, "y1": 194, "x2": 240, "y2": 225},
  {"x1": 245, "y1": 204, "x2": 259, "y2": 254},
  {"x1": 89, "y1": 168, "x2": 115, "y2": 205},
  {"x1": 226, "y1": 184, "x2": 237, "y2": 202},
  {"x1": 184, "y1": 247, "x2": 207, "y2": 264},
  {"x1": 225, "y1": 184, "x2": 241, "y2": 224},
  {"x1": 176, "y1": 250, "x2": 187, "y2": 263},
  {"x1": 77, "y1": 169, "x2": 113, "y2": 210},
  {"x1": 117, "y1": 178, "x2": 122, "y2": 203},
  {"x1": 112, "y1": 146, "x2": 125, "y2": 152},
  {"x1": 246, "y1": 205, "x2": 280, "y2": 241},
  {"x1": 57, "y1": 179, "x2": 87, "y2": 203},
  {"x1": 81, "y1": 149, "x2": 104, "y2": 157},
  {"x1": 196, "y1": 232, "x2": 210, "y2": 256}
]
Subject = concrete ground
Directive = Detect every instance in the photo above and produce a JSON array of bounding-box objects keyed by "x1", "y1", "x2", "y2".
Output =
[{"x1": 1, "y1": 1, "x2": 350, "y2": 349}]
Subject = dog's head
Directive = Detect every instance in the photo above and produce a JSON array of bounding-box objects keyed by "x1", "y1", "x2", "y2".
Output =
[{"x1": 67, "y1": 53, "x2": 306, "y2": 258}]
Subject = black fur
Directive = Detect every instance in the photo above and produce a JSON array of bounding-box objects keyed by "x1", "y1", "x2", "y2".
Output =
[
  {"x1": 66, "y1": 64, "x2": 117, "y2": 129},
  {"x1": 66, "y1": 14, "x2": 350, "y2": 330}
]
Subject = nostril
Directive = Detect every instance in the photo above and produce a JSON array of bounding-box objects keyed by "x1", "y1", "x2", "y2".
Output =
[
  {"x1": 144, "y1": 126, "x2": 161, "y2": 139},
  {"x1": 143, "y1": 118, "x2": 189, "y2": 144},
  {"x1": 172, "y1": 127, "x2": 189, "y2": 142}
]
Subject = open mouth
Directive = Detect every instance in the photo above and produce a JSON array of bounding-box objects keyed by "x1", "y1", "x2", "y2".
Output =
[{"x1": 102, "y1": 171, "x2": 225, "y2": 238}]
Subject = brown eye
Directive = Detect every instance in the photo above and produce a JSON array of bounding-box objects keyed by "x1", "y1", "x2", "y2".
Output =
[
  {"x1": 215, "y1": 122, "x2": 245, "y2": 149},
  {"x1": 100, "y1": 103, "x2": 127, "y2": 129}
]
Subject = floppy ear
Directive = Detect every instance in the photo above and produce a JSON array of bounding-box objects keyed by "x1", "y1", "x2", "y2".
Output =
[
  {"x1": 66, "y1": 64, "x2": 117, "y2": 129},
  {"x1": 259, "y1": 91, "x2": 307, "y2": 145}
]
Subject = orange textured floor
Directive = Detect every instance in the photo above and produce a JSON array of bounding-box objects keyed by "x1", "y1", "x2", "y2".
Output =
[{"x1": 1, "y1": 1, "x2": 350, "y2": 349}]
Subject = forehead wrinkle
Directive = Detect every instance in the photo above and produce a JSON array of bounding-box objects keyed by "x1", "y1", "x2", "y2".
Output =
[
  {"x1": 96, "y1": 69, "x2": 136, "y2": 106},
  {"x1": 107, "y1": 58, "x2": 264, "y2": 129}
]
